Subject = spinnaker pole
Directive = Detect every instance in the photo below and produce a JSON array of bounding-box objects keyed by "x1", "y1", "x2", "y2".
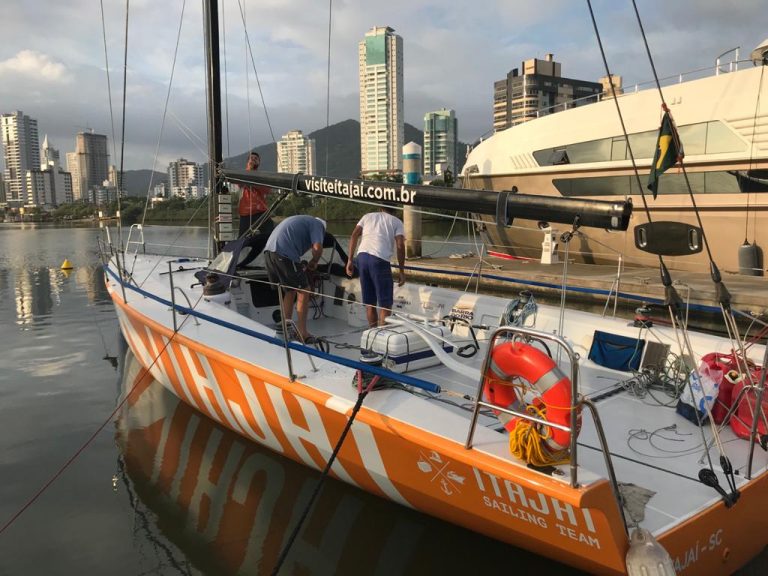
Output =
[{"x1": 223, "y1": 169, "x2": 632, "y2": 231}]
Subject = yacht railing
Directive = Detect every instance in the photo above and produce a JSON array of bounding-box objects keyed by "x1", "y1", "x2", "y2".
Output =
[
  {"x1": 464, "y1": 325, "x2": 628, "y2": 534},
  {"x1": 534, "y1": 57, "x2": 755, "y2": 119},
  {"x1": 467, "y1": 53, "x2": 756, "y2": 154}
]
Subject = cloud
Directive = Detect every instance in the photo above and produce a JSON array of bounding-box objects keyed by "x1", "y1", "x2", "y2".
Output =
[
  {"x1": 0, "y1": 50, "x2": 71, "y2": 82},
  {"x1": 1, "y1": 0, "x2": 767, "y2": 171}
]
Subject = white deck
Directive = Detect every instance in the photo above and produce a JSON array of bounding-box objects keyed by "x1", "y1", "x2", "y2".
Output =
[{"x1": 109, "y1": 252, "x2": 768, "y2": 537}]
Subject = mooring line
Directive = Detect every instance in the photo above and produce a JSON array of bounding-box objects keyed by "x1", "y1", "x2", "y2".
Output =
[
  {"x1": 270, "y1": 372, "x2": 380, "y2": 575},
  {"x1": 0, "y1": 287, "x2": 201, "y2": 536}
]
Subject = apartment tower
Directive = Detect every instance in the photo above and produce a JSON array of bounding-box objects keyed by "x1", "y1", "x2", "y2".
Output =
[
  {"x1": 168, "y1": 158, "x2": 205, "y2": 199},
  {"x1": 493, "y1": 54, "x2": 602, "y2": 132},
  {"x1": 66, "y1": 131, "x2": 109, "y2": 200},
  {"x1": 1, "y1": 111, "x2": 40, "y2": 206},
  {"x1": 423, "y1": 108, "x2": 458, "y2": 177},
  {"x1": 359, "y1": 26, "x2": 403, "y2": 177},
  {"x1": 277, "y1": 130, "x2": 316, "y2": 175},
  {"x1": 26, "y1": 135, "x2": 73, "y2": 207}
]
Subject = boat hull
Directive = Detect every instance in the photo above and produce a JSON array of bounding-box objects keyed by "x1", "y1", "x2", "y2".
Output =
[
  {"x1": 108, "y1": 273, "x2": 768, "y2": 575},
  {"x1": 474, "y1": 165, "x2": 768, "y2": 274},
  {"x1": 110, "y1": 287, "x2": 631, "y2": 574},
  {"x1": 465, "y1": 64, "x2": 768, "y2": 275}
]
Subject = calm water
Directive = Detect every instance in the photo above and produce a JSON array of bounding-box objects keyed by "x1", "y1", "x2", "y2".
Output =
[{"x1": 0, "y1": 223, "x2": 763, "y2": 575}]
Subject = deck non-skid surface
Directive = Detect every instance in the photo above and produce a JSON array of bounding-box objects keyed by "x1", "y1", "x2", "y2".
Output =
[{"x1": 313, "y1": 312, "x2": 767, "y2": 534}]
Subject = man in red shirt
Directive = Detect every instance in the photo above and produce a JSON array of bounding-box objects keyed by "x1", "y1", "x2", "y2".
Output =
[{"x1": 238, "y1": 151, "x2": 274, "y2": 237}]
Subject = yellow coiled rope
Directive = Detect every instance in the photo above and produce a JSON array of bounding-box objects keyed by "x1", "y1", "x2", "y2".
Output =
[{"x1": 508, "y1": 403, "x2": 571, "y2": 467}]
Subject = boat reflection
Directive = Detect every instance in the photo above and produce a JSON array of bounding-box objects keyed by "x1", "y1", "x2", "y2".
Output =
[{"x1": 115, "y1": 350, "x2": 579, "y2": 575}]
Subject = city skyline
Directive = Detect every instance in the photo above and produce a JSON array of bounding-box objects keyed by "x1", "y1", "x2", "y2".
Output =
[{"x1": 0, "y1": 1, "x2": 765, "y2": 171}]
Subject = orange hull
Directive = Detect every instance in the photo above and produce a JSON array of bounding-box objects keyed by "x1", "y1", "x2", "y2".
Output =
[{"x1": 110, "y1": 287, "x2": 768, "y2": 575}]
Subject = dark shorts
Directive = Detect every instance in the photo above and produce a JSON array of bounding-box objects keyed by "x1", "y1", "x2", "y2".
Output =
[
  {"x1": 264, "y1": 251, "x2": 309, "y2": 290},
  {"x1": 239, "y1": 212, "x2": 274, "y2": 237},
  {"x1": 358, "y1": 252, "x2": 393, "y2": 308}
]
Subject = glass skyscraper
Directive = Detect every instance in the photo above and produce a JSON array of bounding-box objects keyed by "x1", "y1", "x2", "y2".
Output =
[{"x1": 423, "y1": 108, "x2": 458, "y2": 177}]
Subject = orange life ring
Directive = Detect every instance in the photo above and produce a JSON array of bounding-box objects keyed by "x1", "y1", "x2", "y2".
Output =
[{"x1": 483, "y1": 341, "x2": 574, "y2": 452}]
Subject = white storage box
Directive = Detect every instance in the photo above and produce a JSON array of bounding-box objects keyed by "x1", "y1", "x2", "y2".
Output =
[{"x1": 360, "y1": 324, "x2": 454, "y2": 373}]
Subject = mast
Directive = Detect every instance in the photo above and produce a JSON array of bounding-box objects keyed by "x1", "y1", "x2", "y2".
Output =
[{"x1": 203, "y1": 0, "x2": 223, "y2": 257}]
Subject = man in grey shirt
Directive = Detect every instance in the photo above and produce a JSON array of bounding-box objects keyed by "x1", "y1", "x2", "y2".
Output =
[{"x1": 263, "y1": 215, "x2": 326, "y2": 341}]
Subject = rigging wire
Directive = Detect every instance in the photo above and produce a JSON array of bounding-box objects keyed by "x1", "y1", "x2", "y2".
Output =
[
  {"x1": 133, "y1": 196, "x2": 213, "y2": 286},
  {"x1": 628, "y1": 1, "x2": 757, "y2": 466},
  {"x1": 244, "y1": 0, "x2": 252, "y2": 152},
  {"x1": 324, "y1": 0, "x2": 333, "y2": 176},
  {"x1": 235, "y1": 0, "x2": 275, "y2": 142},
  {"x1": 221, "y1": 0, "x2": 231, "y2": 159},
  {"x1": 744, "y1": 64, "x2": 765, "y2": 244},
  {"x1": 586, "y1": 0, "x2": 732, "y2": 492},
  {"x1": 139, "y1": 0, "x2": 188, "y2": 227},
  {"x1": 168, "y1": 109, "x2": 210, "y2": 155},
  {"x1": 98, "y1": 0, "x2": 118, "y2": 166},
  {"x1": 116, "y1": 0, "x2": 130, "y2": 253}
]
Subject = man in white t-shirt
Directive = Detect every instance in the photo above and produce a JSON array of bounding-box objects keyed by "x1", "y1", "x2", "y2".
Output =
[{"x1": 346, "y1": 206, "x2": 406, "y2": 328}]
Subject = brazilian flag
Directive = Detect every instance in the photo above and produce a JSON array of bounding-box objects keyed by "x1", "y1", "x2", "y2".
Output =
[{"x1": 647, "y1": 111, "x2": 683, "y2": 199}]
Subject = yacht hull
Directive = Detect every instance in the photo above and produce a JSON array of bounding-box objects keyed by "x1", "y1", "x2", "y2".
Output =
[
  {"x1": 465, "y1": 64, "x2": 768, "y2": 275},
  {"x1": 475, "y1": 163, "x2": 768, "y2": 274}
]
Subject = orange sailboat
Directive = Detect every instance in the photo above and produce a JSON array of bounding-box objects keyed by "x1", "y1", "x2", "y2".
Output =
[{"x1": 104, "y1": 2, "x2": 768, "y2": 574}]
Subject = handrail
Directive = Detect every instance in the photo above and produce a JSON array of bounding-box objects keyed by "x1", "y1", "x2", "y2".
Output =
[
  {"x1": 532, "y1": 57, "x2": 756, "y2": 119},
  {"x1": 464, "y1": 324, "x2": 628, "y2": 534},
  {"x1": 167, "y1": 259, "x2": 201, "y2": 330},
  {"x1": 579, "y1": 398, "x2": 629, "y2": 537},
  {"x1": 126, "y1": 223, "x2": 146, "y2": 258},
  {"x1": 465, "y1": 325, "x2": 581, "y2": 486}
]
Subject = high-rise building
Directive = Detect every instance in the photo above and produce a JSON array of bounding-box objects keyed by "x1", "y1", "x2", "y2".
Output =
[
  {"x1": 168, "y1": 158, "x2": 205, "y2": 199},
  {"x1": 66, "y1": 152, "x2": 80, "y2": 200},
  {"x1": 423, "y1": 108, "x2": 458, "y2": 178},
  {"x1": 277, "y1": 130, "x2": 316, "y2": 174},
  {"x1": 67, "y1": 131, "x2": 109, "y2": 200},
  {"x1": 26, "y1": 135, "x2": 72, "y2": 208},
  {"x1": 359, "y1": 26, "x2": 403, "y2": 177},
  {"x1": 599, "y1": 74, "x2": 624, "y2": 99},
  {"x1": 41, "y1": 134, "x2": 60, "y2": 167},
  {"x1": 107, "y1": 164, "x2": 124, "y2": 196},
  {"x1": 1, "y1": 111, "x2": 40, "y2": 206},
  {"x1": 493, "y1": 54, "x2": 603, "y2": 132}
]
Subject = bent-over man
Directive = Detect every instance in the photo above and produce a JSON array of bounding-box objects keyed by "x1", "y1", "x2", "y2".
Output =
[{"x1": 263, "y1": 215, "x2": 326, "y2": 341}]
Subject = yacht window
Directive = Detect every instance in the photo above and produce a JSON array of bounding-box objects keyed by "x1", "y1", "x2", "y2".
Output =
[
  {"x1": 550, "y1": 171, "x2": 762, "y2": 197},
  {"x1": 705, "y1": 121, "x2": 747, "y2": 154},
  {"x1": 533, "y1": 121, "x2": 744, "y2": 166},
  {"x1": 567, "y1": 138, "x2": 612, "y2": 163},
  {"x1": 551, "y1": 149, "x2": 570, "y2": 165},
  {"x1": 611, "y1": 137, "x2": 627, "y2": 161}
]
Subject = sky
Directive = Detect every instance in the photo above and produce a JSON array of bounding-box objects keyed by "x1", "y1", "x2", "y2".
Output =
[{"x1": 0, "y1": 0, "x2": 766, "y2": 172}]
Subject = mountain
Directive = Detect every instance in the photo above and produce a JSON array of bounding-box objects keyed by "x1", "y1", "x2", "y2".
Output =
[
  {"x1": 121, "y1": 119, "x2": 469, "y2": 195},
  {"x1": 222, "y1": 119, "x2": 466, "y2": 178},
  {"x1": 121, "y1": 169, "x2": 166, "y2": 197}
]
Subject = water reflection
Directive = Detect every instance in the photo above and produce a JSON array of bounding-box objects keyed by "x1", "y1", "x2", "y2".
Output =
[
  {"x1": 115, "y1": 351, "x2": 578, "y2": 576},
  {"x1": 14, "y1": 266, "x2": 53, "y2": 326},
  {"x1": 0, "y1": 225, "x2": 113, "y2": 327}
]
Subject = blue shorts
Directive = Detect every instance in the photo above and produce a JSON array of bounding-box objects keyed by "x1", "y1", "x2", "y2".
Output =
[{"x1": 357, "y1": 252, "x2": 393, "y2": 308}]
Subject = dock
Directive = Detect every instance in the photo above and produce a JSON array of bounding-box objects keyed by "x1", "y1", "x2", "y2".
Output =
[{"x1": 402, "y1": 255, "x2": 768, "y2": 328}]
